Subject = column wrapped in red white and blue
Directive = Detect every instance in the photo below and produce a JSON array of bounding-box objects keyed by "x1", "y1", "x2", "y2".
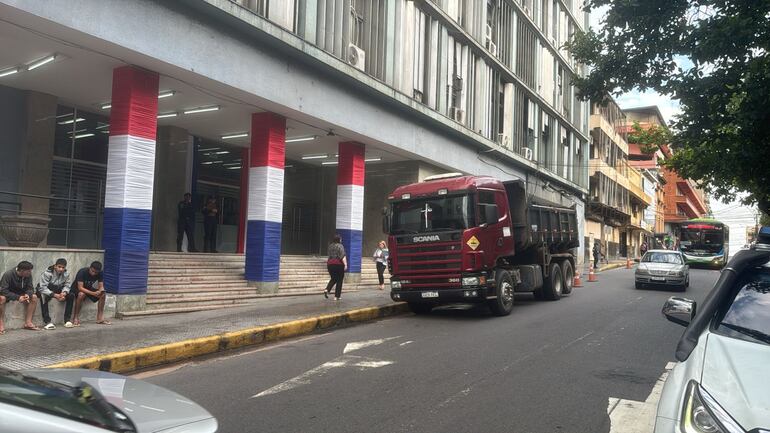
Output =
[
  {"x1": 103, "y1": 66, "x2": 159, "y2": 294},
  {"x1": 336, "y1": 142, "x2": 365, "y2": 274},
  {"x1": 245, "y1": 112, "x2": 285, "y2": 285}
]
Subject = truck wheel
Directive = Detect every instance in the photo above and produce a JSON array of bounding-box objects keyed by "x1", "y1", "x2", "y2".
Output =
[
  {"x1": 542, "y1": 262, "x2": 563, "y2": 301},
  {"x1": 408, "y1": 303, "x2": 433, "y2": 315},
  {"x1": 561, "y1": 260, "x2": 574, "y2": 295},
  {"x1": 488, "y1": 270, "x2": 514, "y2": 316}
]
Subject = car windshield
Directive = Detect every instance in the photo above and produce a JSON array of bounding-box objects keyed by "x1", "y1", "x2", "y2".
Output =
[
  {"x1": 0, "y1": 368, "x2": 135, "y2": 432},
  {"x1": 390, "y1": 194, "x2": 474, "y2": 234},
  {"x1": 714, "y1": 270, "x2": 770, "y2": 346},
  {"x1": 642, "y1": 252, "x2": 683, "y2": 264}
]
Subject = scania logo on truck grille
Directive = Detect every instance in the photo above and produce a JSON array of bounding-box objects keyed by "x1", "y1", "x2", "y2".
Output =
[{"x1": 412, "y1": 235, "x2": 441, "y2": 243}]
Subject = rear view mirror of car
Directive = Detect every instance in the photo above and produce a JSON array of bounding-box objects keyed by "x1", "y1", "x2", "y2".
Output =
[{"x1": 662, "y1": 296, "x2": 697, "y2": 327}]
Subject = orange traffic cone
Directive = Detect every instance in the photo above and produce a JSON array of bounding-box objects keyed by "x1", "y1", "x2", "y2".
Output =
[
  {"x1": 626, "y1": 257, "x2": 632, "y2": 269},
  {"x1": 588, "y1": 265, "x2": 598, "y2": 282},
  {"x1": 573, "y1": 269, "x2": 583, "y2": 287}
]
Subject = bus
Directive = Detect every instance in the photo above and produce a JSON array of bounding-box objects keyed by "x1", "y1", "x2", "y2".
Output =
[{"x1": 679, "y1": 219, "x2": 730, "y2": 268}]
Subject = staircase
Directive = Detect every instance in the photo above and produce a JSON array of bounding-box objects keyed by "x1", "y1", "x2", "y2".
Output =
[{"x1": 119, "y1": 253, "x2": 388, "y2": 317}]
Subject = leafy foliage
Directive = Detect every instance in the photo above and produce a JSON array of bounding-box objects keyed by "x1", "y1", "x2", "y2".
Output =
[
  {"x1": 627, "y1": 121, "x2": 672, "y2": 154},
  {"x1": 568, "y1": 0, "x2": 770, "y2": 213}
]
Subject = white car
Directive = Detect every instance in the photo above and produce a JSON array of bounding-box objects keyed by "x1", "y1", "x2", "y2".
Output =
[{"x1": 654, "y1": 238, "x2": 770, "y2": 433}]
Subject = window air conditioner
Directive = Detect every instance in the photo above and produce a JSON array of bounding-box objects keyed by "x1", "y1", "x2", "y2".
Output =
[
  {"x1": 450, "y1": 107, "x2": 466, "y2": 124},
  {"x1": 497, "y1": 133, "x2": 510, "y2": 148},
  {"x1": 522, "y1": 147, "x2": 534, "y2": 161},
  {"x1": 488, "y1": 42, "x2": 498, "y2": 56},
  {"x1": 347, "y1": 44, "x2": 366, "y2": 71},
  {"x1": 485, "y1": 24, "x2": 493, "y2": 41}
]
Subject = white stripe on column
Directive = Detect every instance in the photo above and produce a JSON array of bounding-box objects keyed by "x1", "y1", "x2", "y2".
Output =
[
  {"x1": 247, "y1": 166, "x2": 284, "y2": 223},
  {"x1": 335, "y1": 184, "x2": 364, "y2": 231},
  {"x1": 105, "y1": 134, "x2": 157, "y2": 210}
]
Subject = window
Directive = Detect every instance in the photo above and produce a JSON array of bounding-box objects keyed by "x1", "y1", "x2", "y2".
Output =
[
  {"x1": 715, "y1": 270, "x2": 770, "y2": 346},
  {"x1": 350, "y1": 0, "x2": 366, "y2": 47},
  {"x1": 477, "y1": 190, "x2": 499, "y2": 226}
]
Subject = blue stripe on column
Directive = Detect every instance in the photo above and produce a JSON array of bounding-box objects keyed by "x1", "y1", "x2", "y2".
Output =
[
  {"x1": 102, "y1": 207, "x2": 152, "y2": 295},
  {"x1": 337, "y1": 228, "x2": 362, "y2": 273},
  {"x1": 245, "y1": 220, "x2": 282, "y2": 282}
]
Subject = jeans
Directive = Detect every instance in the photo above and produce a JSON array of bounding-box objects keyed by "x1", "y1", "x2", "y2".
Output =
[
  {"x1": 325, "y1": 264, "x2": 345, "y2": 298},
  {"x1": 376, "y1": 262, "x2": 387, "y2": 285},
  {"x1": 203, "y1": 221, "x2": 217, "y2": 252},
  {"x1": 37, "y1": 289, "x2": 74, "y2": 324},
  {"x1": 177, "y1": 220, "x2": 196, "y2": 252}
]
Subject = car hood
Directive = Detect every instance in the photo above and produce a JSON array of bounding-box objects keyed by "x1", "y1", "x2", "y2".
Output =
[
  {"x1": 701, "y1": 334, "x2": 770, "y2": 431},
  {"x1": 638, "y1": 263, "x2": 682, "y2": 272},
  {"x1": 23, "y1": 369, "x2": 217, "y2": 433}
]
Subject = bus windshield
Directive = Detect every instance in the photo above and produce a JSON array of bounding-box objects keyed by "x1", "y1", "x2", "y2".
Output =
[
  {"x1": 680, "y1": 224, "x2": 725, "y2": 254},
  {"x1": 390, "y1": 194, "x2": 474, "y2": 234}
]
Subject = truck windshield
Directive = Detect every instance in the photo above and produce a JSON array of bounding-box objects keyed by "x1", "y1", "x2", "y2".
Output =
[{"x1": 390, "y1": 194, "x2": 473, "y2": 234}]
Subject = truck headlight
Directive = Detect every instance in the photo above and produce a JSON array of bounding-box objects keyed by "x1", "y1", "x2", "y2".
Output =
[
  {"x1": 681, "y1": 381, "x2": 744, "y2": 433},
  {"x1": 391, "y1": 281, "x2": 402, "y2": 289},
  {"x1": 462, "y1": 276, "x2": 480, "y2": 286}
]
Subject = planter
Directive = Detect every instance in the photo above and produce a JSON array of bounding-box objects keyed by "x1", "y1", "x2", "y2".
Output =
[{"x1": 0, "y1": 215, "x2": 51, "y2": 247}]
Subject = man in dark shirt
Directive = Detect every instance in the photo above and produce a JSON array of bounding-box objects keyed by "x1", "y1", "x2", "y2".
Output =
[
  {"x1": 177, "y1": 192, "x2": 198, "y2": 252},
  {"x1": 0, "y1": 261, "x2": 39, "y2": 332},
  {"x1": 71, "y1": 261, "x2": 110, "y2": 326}
]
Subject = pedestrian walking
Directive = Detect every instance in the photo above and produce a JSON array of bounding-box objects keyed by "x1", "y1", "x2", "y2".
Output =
[
  {"x1": 202, "y1": 196, "x2": 219, "y2": 253},
  {"x1": 36, "y1": 258, "x2": 74, "y2": 330},
  {"x1": 0, "y1": 261, "x2": 39, "y2": 333},
  {"x1": 324, "y1": 234, "x2": 347, "y2": 301},
  {"x1": 373, "y1": 240, "x2": 389, "y2": 290},
  {"x1": 71, "y1": 261, "x2": 110, "y2": 326},
  {"x1": 177, "y1": 192, "x2": 198, "y2": 252},
  {"x1": 592, "y1": 241, "x2": 600, "y2": 269}
]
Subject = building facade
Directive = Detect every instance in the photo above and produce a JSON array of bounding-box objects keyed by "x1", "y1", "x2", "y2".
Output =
[
  {"x1": 586, "y1": 97, "x2": 651, "y2": 263},
  {"x1": 0, "y1": 0, "x2": 590, "y2": 311}
]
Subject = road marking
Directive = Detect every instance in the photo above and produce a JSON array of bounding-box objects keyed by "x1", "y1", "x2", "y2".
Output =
[
  {"x1": 343, "y1": 336, "x2": 401, "y2": 354},
  {"x1": 608, "y1": 363, "x2": 675, "y2": 433},
  {"x1": 250, "y1": 354, "x2": 394, "y2": 398},
  {"x1": 400, "y1": 341, "x2": 413, "y2": 346}
]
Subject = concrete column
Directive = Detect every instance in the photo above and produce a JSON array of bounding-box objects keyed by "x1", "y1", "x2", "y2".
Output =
[
  {"x1": 19, "y1": 91, "x2": 57, "y2": 219},
  {"x1": 152, "y1": 126, "x2": 191, "y2": 251},
  {"x1": 245, "y1": 112, "x2": 285, "y2": 293},
  {"x1": 103, "y1": 66, "x2": 159, "y2": 313},
  {"x1": 336, "y1": 141, "x2": 365, "y2": 283}
]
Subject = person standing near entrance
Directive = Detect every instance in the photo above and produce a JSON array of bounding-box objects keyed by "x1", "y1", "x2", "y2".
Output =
[
  {"x1": 324, "y1": 234, "x2": 347, "y2": 301},
  {"x1": 176, "y1": 193, "x2": 197, "y2": 252},
  {"x1": 373, "y1": 240, "x2": 389, "y2": 290},
  {"x1": 36, "y1": 258, "x2": 74, "y2": 330},
  {"x1": 202, "y1": 196, "x2": 219, "y2": 253}
]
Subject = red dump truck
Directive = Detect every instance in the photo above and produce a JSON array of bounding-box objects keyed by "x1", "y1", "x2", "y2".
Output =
[{"x1": 383, "y1": 173, "x2": 579, "y2": 316}]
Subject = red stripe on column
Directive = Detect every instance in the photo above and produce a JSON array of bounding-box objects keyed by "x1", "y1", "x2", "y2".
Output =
[
  {"x1": 109, "y1": 66, "x2": 159, "y2": 140},
  {"x1": 237, "y1": 147, "x2": 249, "y2": 254},
  {"x1": 250, "y1": 112, "x2": 285, "y2": 169},
  {"x1": 337, "y1": 141, "x2": 365, "y2": 186}
]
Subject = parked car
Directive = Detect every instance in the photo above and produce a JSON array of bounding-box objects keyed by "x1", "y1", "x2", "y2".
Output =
[
  {"x1": 654, "y1": 233, "x2": 770, "y2": 433},
  {"x1": 0, "y1": 367, "x2": 218, "y2": 433},
  {"x1": 636, "y1": 250, "x2": 690, "y2": 291}
]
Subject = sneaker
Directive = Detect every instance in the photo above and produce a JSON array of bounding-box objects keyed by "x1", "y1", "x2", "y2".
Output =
[
  {"x1": 64, "y1": 321, "x2": 74, "y2": 328},
  {"x1": 43, "y1": 323, "x2": 56, "y2": 330}
]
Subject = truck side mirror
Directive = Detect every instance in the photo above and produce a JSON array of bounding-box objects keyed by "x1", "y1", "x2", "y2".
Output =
[
  {"x1": 662, "y1": 296, "x2": 696, "y2": 327},
  {"x1": 382, "y1": 206, "x2": 391, "y2": 234}
]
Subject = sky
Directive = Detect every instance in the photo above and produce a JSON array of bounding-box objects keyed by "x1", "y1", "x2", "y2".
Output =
[{"x1": 588, "y1": 5, "x2": 758, "y2": 249}]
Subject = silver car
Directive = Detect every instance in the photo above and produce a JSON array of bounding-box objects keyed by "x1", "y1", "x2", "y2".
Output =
[
  {"x1": 655, "y1": 241, "x2": 770, "y2": 432},
  {"x1": 636, "y1": 250, "x2": 690, "y2": 291},
  {"x1": 0, "y1": 367, "x2": 217, "y2": 432}
]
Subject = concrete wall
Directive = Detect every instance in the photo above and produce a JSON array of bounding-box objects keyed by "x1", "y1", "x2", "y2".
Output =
[
  {"x1": 152, "y1": 126, "x2": 193, "y2": 251},
  {"x1": 0, "y1": 247, "x2": 115, "y2": 329},
  {"x1": 0, "y1": 85, "x2": 25, "y2": 222}
]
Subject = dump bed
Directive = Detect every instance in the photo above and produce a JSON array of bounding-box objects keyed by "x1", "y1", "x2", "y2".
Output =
[{"x1": 503, "y1": 180, "x2": 579, "y2": 254}]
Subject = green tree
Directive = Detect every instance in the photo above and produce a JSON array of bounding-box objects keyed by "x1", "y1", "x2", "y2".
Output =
[
  {"x1": 627, "y1": 121, "x2": 672, "y2": 154},
  {"x1": 568, "y1": 1, "x2": 770, "y2": 213}
]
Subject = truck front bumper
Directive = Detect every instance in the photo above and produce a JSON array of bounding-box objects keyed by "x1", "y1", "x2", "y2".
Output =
[{"x1": 390, "y1": 287, "x2": 492, "y2": 303}]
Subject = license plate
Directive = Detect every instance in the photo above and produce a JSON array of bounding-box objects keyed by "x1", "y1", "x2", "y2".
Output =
[
  {"x1": 651, "y1": 277, "x2": 666, "y2": 282},
  {"x1": 421, "y1": 291, "x2": 439, "y2": 298}
]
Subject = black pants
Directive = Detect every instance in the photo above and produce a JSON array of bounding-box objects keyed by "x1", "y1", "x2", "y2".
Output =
[
  {"x1": 37, "y1": 290, "x2": 74, "y2": 324},
  {"x1": 177, "y1": 220, "x2": 196, "y2": 252},
  {"x1": 376, "y1": 262, "x2": 387, "y2": 285},
  {"x1": 325, "y1": 264, "x2": 345, "y2": 298},
  {"x1": 203, "y1": 221, "x2": 217, "y2": 252},
  {"x1": 593, "y1": 253, "x2": 600, "y2": 266}
]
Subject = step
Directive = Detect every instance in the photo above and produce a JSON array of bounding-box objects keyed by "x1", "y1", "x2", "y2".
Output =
[
  {"x1": 148, "y1": 287, "x2": 255, "y2": 296},
  {"x1": 148, "y1": 282, "x2": 252, "y2": 291},
  {"x1": 147, "y1": 290, "x2": 259, "y2": 302},
  {"x1": 147, "y1": 275, "x2": 247, "y2": 284}
]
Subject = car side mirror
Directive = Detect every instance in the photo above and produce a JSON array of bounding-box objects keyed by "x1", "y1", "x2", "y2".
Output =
[{"x1": 662, "y1": 296, "x2": 696, "y2": 327}]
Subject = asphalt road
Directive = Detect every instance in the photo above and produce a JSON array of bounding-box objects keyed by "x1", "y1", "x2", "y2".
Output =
[{"x1": 144, "y1": 267, "x2": 721, "y2": 433}]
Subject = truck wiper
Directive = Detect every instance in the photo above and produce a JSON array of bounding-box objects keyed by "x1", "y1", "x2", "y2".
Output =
[{"x1": 391, "y1": 228, "x2": 418, "y2": 234}]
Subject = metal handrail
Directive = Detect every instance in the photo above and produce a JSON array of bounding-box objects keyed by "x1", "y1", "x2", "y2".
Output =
[{"x1": 0, "y1": 190, "x2": 92, "y2": 203}]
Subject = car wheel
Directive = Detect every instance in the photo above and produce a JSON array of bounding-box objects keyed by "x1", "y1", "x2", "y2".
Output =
[
  {"x1": 685, "y1": 276, "x2": 690, "y2": 288},
  {"x1": 635, "y1": 282, "x2": 642, "y2": 290},
  {"x1": 561, "y1": 260, "x2": 574, "y2": 295},
  {"x1": 542, "y1": 262, "x2": 563, "y2": 301},
  {"x1": 408, "y1": 303, "x2": 433, "y2": 315},
  {"x1": 488, "y1": 270, "x2": 514, "y2": 316}
]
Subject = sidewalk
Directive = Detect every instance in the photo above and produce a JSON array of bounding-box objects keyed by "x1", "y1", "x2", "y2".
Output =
[{"x1": 0, "y1": 289, "x2": 400, "y2": 371}]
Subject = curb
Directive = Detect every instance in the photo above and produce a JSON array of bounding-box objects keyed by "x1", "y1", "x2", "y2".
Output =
[
  {"x1": 597, "y1": 263, "x2": 627, "y2": 272},
  {"x1": 47, "y1": 302, "x2": 410, "y2": 374}
]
